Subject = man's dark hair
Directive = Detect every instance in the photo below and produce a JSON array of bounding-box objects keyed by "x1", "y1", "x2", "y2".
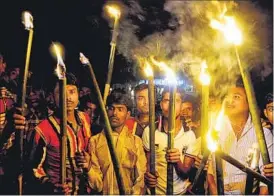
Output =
[
  {"x1": 79, "y1": 93, "x2": 98, "y2": 110},
  {"x1": 161, "y1": 86, "x2": 184, "y2": 101},
  {"x1": 235, "y1": 77, "x2": 245, "y2": 88},
  {"x1": 106, "y1": 89, "x2": 133, "y2": 111},
  {"x1": 66, "y1": 72, "x2": 79, "y2": 87},
  {"x1": 264, "y1": 93, "x2": 273, "y2": 108},
  {"x1": 182, "y1": 94, "x2": 198, "y2": 110},
  {"x1": 48, "y1": 72, "x2": 79, "y2": 93},
  {"x1": 134, "y1": 83, "x2": 148, "y2": 94}
]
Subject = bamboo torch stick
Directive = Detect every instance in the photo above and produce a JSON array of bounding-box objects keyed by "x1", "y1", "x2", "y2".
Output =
[
  {"x1": 199, "y1": 61, "x2": 210, "y2": 154},
  {"x1": 190, "y1": 151, "x2": 210, "y2": 192},
  {"x1": 215, "y1": 146, "x2": 224, "y2": 195},
  {"x1": 217, "y1": 150, "x2": 272, "y2": 185},
  {"x1": 18, "y1": 11, "x2": 34, "y2": 195},
  {"x1": 144, "y1": 62, "x2": 156, "y2": 195},
  {"x1": 166, "y1": 81, "x2": 176, "y2": 195},
  {"x1": 149, "y1": 57, "x2": 176, "y2": 194},
  {"x1": 103, "y1": 5, "x2": 121, "y2": 104},
  {"x1": 51, "y1": 43, "x2": 67, "y2": 185},
  {"x1": 210, "y1": 15, "x2": 270, "y2": 166},
  {"x1": 79, "y1": 52, "x2": 125, "y2": 194},
  {"x1": 191, "y1": 61, "x2": 211, "y2": 193},
  {"x1": 234, "y1": 46, "x2": 270, "y2": 165}
]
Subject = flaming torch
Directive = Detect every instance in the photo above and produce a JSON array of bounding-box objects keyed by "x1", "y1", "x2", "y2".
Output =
[
  {"x1": 210, "y1": 15, "x2": 270, "y2": 167},
  {"x1": 21, "y1": 11, "x2": 34, "y2": 113},
  {"x1": 79, "y1": 53, "x2": 125, "y2": 194},
  {"x1": 144, "y1": 62, "x2": 156, "y2": 195},
  {"x1": 18, "y1": 11, "x2": 34, "y2": 195},
  {"x1": 199, "y1": 61, "x2": 210, "y2": 153},
  {"x1": 191, "y1": 104, "x2": 225, "y2": 194},
  {"x1": 208, "y1": 105, "x2": 225, "y2": 195},
  {"x1": 190, "y1": 61, "x2": 211, "y2": 194},
  {"x1": 103, "y1": 5, "x2": 121, "y2": 104},
  {"x1": 206, "y1": 105, "x2": 272, "y2": 193},
  {"x1": 150, "y1": 57, "x2": 176, "y2": 194},
  {"x1": 50, "y1": 42, "x2": 67, "y2": 185}
]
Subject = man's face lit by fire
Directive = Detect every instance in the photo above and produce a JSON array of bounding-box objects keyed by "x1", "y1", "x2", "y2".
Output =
[
  {"x1": 224, "y1": 87, "x2": 249, "y2": 117},
  {"x1": 160, "y1": 92, "x2": 183, "y2": 119},
  {"x1": 264, "y1": 102, "x2": 273, "y2": 125},
  {"x1": 107, "y1": 104, "x2": 130, "y2": 130},
  {"x1": 28, "y1": 89, "x2": 42, "y2": 108},
  {"x1": 135, "y1": 88, "x2": 149, "y2": 115},
  {"x1": 181, "y1": 101, "x2": 194, "y2": 120},
  {"x1": 84, "y1": 102, "x2": 97, "y2": 124},
  {"x1": 54, "y1": 84, "x2": 79, "y2": 113}
]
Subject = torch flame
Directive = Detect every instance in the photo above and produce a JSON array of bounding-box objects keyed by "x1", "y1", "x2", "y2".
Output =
[
  {"x1": 22, "y1": 11, "x2": 34, "y2": 30},
  {"x1": 207, "y1": 103, "x2": 225, "y2": 152},
  {"x1": 150, "y1": 56, "x2": 176, "y2": 84},
  {"x1": 210, "y1": 16, "x2": 242, "y2": 46},
  {"x1": 144, "y1": 62, "x2": 153, "y2": 77},
  {"x1": 106, "y1": 5, "x2": 121, "y2": 19},
  {"x1": 50, "y1": 42, "x2": 66, "y2": 79},
  {"x1": 199, "y1": 61, "x2": 210, "y2": 86}
]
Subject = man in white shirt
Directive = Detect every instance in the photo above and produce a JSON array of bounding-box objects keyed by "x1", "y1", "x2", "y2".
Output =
[
  {"x1": 207, "y1": 82, "x2": 273, "y2": 195},
  {"x1": 142, "y1": 87, "x2": 196, "y2": 194}
]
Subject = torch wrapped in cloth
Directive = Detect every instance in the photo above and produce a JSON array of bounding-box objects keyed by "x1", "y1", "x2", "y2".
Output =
[
  {"x1": 103, "y1": 5, "x2": 121, "y2": 104},
  {"x1": 79, "y1": 53, "x2": 125, "y2": 194},
  {"x1": 144, "y1": 62, "x2": 156, "y2": 195},
  {"x1": 210, "y1": 14, "x2": 270, "y2": 166},
  {"x1": 51, "y1": 43, "x2": 67, "y2": 185},
  {"x1": 190, "y1": 61, "x2": 211, "y2": 193},
  {"x1": 17, "y1": 11, "x2": 34, "y2": 195},
  {"x1": 150, "y1": 57, "x2": 176, "y2": 194}
]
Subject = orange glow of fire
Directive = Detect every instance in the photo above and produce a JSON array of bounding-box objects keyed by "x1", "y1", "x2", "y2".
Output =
[
  {"x1": 50, "y1": 42, "x2": 66, "y2": 79},
  {"x1": 199, "y1": 61, "x2": 210, "y2": 86},
  {"x1": 150, "y1": 56, "x2": 176, "y2": 84},
  {"x1": 207, "y1": 104, "x2": 225, "y2": 152},
  {"x1": 210, "y1": 16, "x2": 242, "y2": 46},
  {"x1": 106, "y1": 5, "x2": 121, "y2": 19},
  {"x1": 144, "y1": 61, "x2": 153, "y2": 77}
]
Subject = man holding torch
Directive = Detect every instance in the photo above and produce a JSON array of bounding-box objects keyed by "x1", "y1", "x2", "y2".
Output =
[
  {"x1": 207, "y1": 80, "x2": 273, "y2": 195},
  {"x1": 142, "y1": 87, "x2": 196, "y2": 195},
  {"x1": 10, "y1": 73, "x2": 92, "y2": 194},
  {"x1": 86, "y1": 89, "x2": 146, "y2": 194}
]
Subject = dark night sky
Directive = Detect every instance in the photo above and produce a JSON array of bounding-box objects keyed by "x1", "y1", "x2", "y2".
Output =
[{"x1": 0, "y1": 0, "x2": 273, "y2": 90}]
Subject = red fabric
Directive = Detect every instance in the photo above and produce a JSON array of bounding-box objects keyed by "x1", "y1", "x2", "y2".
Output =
[
  {"x1": 0, "y1": 99, "x2": 6, "y2": 113},
  {"x1": 125, "y1": 117, "x2": 137, "y2": 134},
  {"x1": 34, "y1": 111, "x2": 91, "y2": 193}
]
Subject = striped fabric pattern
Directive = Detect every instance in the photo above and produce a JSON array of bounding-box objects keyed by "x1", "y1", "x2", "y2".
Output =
[
  {"x1": 216, "y1": 115, "x2": 273, "y2": 194},
  {"x1": 33, "y1": 111, "x2": 91, "y2": 194}
]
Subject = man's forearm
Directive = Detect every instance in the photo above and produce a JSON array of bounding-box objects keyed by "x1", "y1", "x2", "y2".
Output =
[
  {"x1": 174, "y1": 160, "x2": 189, "y2": 178},
  {"x1": 207, "y1": 173, "x2": 218, "y2": 195}
]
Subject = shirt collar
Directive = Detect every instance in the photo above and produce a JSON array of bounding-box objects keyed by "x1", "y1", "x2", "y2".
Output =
[{"x1": 241, "y1": 114, "x2": 253, "y2": 136}]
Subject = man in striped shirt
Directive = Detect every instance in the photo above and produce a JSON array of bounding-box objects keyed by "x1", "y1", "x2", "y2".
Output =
[{"x1": 10, "y1": 73, "x2": 92, "y2": 194}]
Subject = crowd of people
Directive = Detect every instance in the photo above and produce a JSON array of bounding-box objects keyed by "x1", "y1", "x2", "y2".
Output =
[{"x1": 0, "y1": 53, "x2": 273, "y2": 195}]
